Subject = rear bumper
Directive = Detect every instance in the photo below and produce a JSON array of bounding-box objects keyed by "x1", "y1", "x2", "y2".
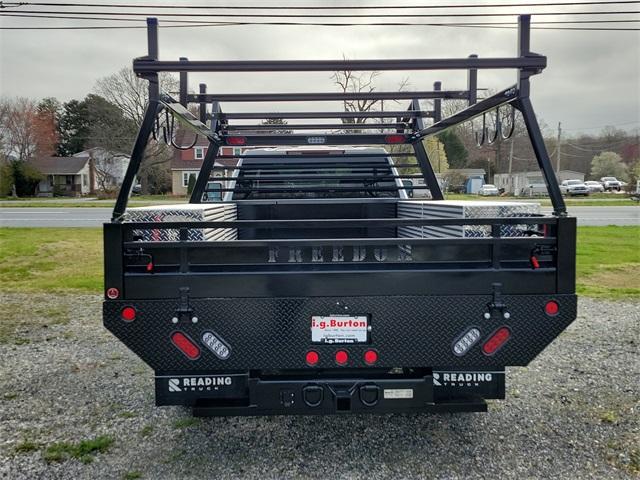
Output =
[{"x1": 155, "y1": 369, "x2": 504, "y2": 416}]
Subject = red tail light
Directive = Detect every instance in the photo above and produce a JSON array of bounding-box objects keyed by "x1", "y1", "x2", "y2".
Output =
[
  {"x1": 364, "y1": 350, "x2": 378, "y2": 365},
  {"x1": 121, "y1": 307, "x2": 136, "y2": 322},
  {"x1": 384, "y1": 134, "x2": 406, "y2": 144},
  {"x1": 545, "y1": 300, "x2": 559, "y2": 316},
  {"x1": 305, "y1": 351, "x2": 319, "y2": 366},
  {"x1": 482, "y1": 327, "x2": 511, "y2": 355},
  {"x1": 171, "y1": 332, "x2": 200, "y2": 360},
  {"x1": 335, "y1": 350, "x2": 349, "y2": 365},
  {"x1": 227, "y1": 136, "x2": 246, "y2": 146}
]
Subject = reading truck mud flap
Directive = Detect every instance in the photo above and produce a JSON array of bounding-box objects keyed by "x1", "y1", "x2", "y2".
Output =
[{"x1": 156, "y1": 369, "x2": 504, "y2": 416}]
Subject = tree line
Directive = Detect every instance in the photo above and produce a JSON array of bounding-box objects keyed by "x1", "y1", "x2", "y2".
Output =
[{"x1": 1, "y1": 65, "x2": 638, "y2": 197}]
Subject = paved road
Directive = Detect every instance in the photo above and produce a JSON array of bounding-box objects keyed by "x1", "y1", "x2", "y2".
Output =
[{"x1": 0, "y1": 205, "x2": 638, "y2": 227}]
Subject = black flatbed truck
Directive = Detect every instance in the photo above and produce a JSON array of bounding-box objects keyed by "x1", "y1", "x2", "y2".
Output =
[{"x1": 104, "y1": 15, "x2": 577, "y2": 416}]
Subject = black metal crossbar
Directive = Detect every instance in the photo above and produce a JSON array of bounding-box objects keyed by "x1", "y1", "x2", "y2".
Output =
[{"x1": 188, "y1": 90, "x2": 468, "y2": 103}]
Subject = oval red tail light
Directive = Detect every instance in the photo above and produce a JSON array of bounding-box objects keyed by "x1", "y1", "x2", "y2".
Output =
[
  {"x1": 482, "y1": 327, "x2": 511, "y2": 355},
  {"x1": 171, "y1": 332, "x2": 200, "y2": 360}
]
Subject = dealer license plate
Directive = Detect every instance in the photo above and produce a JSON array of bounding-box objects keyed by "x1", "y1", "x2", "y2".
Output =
[{"x1": 311, "y1": 315, "x2": 369, "y2": 344}]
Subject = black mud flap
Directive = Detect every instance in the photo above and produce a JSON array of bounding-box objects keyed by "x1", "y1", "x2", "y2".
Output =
[
  {"x1": 155, "y1": 372, "x2": 250, "y2": 406},
  {"x1": 432, "y1": 368, "x2": 505, "y2": 402}
]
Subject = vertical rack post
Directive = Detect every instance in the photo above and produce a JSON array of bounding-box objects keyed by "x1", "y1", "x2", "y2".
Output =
[
  {"x1": 467, "y1": 54, "x2": 478, "y2": 106},
  {"x1": 514, "y1": 15, "x2": 566, "y2": 216},
  {"x1": 112, "y1": 17, "x2": 161, "y2": 220},
  {"x1": 411, "y1": 98, "x2": 444, "y2": 200},
  {"x1": 433, "y1": 81, "x2": 442, "y2": 123},
  {"x1": 198, "y1": 83, "x2": 207, "y2": 124},
  {"x1": 179, "y1": 57, "x2": 188, "y2": 107}
]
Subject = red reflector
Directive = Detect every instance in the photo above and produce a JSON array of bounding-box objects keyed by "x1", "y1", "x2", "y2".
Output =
[
  {"x1": 121, "y1": 307, "x2": 136, "y2": 322},
  {"x1": 364, "y1": 350, "x2": 378, "y2": 365},
  {"x1": 482, "y1": 327, "x2": 511, "y2": 355},
  {"x1": 545, "y1": 300, "x2": 560, "y2": 316},
  {"x1": 146, "y1": 262, "x2": 154, "y2": 272},
  {"x1": 106, "y1": 287, "x2": 120, "y2": 299},
  {"x1": 335, "y1": 350, "x2": 348, "y2": 365},
  {"x1": 171, "y1": 332, "x2": 200, "y2": 360},
  {"x1": 305, "y1": 351, "x2": 319, "y2": 366},
  {"x1": 384, "y1": 134, "x2": 406, "y2": 144},
  {"x1": 227, "y1": 136, "x2": 246, "y2": 146}
]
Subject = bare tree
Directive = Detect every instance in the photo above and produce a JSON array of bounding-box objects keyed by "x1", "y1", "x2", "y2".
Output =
[
  {"x1": 94, "y1": 68, "x2": 178, "y2": 193},
  {"x1": 94, "y1": 67, "x2": 178, "y2": 125},
  {"x1": 0, "y1": 97, "x2": 57, "y2": 162}
]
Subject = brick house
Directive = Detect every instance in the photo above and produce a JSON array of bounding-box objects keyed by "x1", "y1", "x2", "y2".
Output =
[{"x1": 171, "y1": 133, "x2": 242, "y2": 196}]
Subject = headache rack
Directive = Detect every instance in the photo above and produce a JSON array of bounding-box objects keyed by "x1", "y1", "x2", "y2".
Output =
[{"x1": 112, "y1": 14, "x2": 566, "y2": 221}]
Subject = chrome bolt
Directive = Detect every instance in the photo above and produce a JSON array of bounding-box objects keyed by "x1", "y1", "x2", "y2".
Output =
[
  {"x1": 483, "y1": 312, "x2": 491, "y2": 320},
  {"x1": 171, "y1": 317, "x2": 179, "y2": 324},
  {"x1": 503, "y1": 312, "x2": 511, "y2": 320},
  {"x1": 192, "y1": 316, "x2": 198, "y2": 324}
]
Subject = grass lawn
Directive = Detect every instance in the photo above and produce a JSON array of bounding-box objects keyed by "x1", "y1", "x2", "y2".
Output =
[
  {"x1": 576, "y1": 226, "x2": 640, "y2": 299},
  {"x1": 0, "y1": 226, "x2": 638, "y2": 299},
  {"x1": 0, "y1": 228, "x2": 102, "y2": 293}
]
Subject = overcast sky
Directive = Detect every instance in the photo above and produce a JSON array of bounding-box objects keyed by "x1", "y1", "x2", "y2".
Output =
[{"x1": 1, "y1": 1, "x2": 639, "y2": 137}]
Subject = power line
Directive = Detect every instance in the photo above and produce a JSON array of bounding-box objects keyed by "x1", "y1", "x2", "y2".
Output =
[
  {"x1": 2, "y1": 8, "x2": 639, "y2": 17},
  {"x1": 2, "y1": 1, "x2": 639, "y2": 9},
  {"x1": 1, "y1": 21, "x2": 638, "y2": 30},
  {"x1": 3, "y1": 12, "x2": 639, "y2": 25}
]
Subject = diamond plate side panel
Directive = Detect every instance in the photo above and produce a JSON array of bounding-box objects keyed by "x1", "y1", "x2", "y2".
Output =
[{"x1": 104, "y1": 294, "x2": 576, "y2": 372}]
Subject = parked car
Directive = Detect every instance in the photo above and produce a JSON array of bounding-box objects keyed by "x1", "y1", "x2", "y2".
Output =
[
  {"x1": 478, "y1": 184, "x2": 499, "y2": 196},
  {"x1": 600, "y1": 177, "x2": 622, "y2": 191},
  {"x1": 584, "y1": 181, "x2": 604, "y2": 193},
  {"x1": 559, "y1": 179, "x2": 590, "y2": 196}
]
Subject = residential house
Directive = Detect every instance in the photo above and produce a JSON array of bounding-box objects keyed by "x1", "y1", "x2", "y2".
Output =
[
  {"x1": 31, "y1": 156, "x2": 92, "y2": 196},
  {"x1": 171, "y1": 133, "x2": 242, "y2": 196},
  {"x1": 73, "y1": 147, "x2": 130, "y2": 192}
]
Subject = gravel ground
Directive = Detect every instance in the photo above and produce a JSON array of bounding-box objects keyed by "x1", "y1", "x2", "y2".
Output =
[{"x1": 0, "y1": 294, "x2": 638, "y2": 480}]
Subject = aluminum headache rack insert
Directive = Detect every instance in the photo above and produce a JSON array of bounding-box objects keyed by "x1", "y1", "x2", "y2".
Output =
[{"x1": 113, "y1": 14, "x2": 566, "y2": 220}]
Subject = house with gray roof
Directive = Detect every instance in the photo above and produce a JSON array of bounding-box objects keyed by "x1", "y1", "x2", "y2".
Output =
[{"x1": 31, "y1": 156, "x2": 92, "y2": 196}]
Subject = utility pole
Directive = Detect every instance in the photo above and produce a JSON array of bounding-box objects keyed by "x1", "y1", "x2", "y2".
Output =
[{"x1": 556, "y1": 121, "x2": 562, "y2": 173}]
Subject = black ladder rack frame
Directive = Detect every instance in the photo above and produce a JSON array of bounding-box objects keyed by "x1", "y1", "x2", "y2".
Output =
[{"x1": 113, "y1": 14, "x2": 566, "y2": 220}]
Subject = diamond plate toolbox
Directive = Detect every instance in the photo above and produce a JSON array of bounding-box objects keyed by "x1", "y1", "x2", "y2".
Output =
[{"x1": 123, "y1": 203, "x2": 237, "y2": 241}]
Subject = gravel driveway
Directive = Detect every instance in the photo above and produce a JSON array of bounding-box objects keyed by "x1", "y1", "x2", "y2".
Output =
[{"x1": 0, "y1": 294, "x2": 638, "y2": 479}]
